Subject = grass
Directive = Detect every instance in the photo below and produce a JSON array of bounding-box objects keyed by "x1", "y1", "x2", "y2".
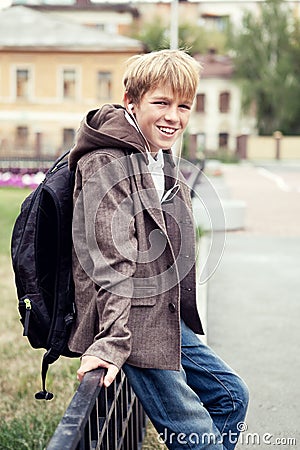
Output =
[
  {"x1": 0, "y1": 187, "x2": 81, "y2": 449},
  {"x1": 0, "y1": 187, "x2": 165, "y2": 450}
]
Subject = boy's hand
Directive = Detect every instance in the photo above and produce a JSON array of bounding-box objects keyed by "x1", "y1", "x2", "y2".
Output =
[{"x1": 77, "y1": 355, "x2": 119, "y2": 388}]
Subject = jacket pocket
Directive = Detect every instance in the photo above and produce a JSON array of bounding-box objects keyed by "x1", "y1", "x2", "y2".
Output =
[
  {"x1": 131, "y1": 296, "x2": 156, "y2": 307},
  {"x1": 133, "y1": 279, "x2": 157, "y2": 303}
]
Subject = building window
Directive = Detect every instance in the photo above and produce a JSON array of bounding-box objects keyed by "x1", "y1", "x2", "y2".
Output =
[
  {"x1": 63, "y1": 128, "x2": 75, "y2": 151},
  {"x1": 16, "y1": 69, "x2": 30, "y2": 100},
  {"x1": 200, "y1": 14, "x2": 229, "y2": 32},
  {"x1": 196, "y1": 94, "x2": 205, "y2": 113},
  {"x1": 97, "y1": 71, "x2": 112, "y2": 101},
  {"x1": 15, "y1": 126, "x2": 29, "y2": 150},
  {"x1": 219, "y1": 132, "x2": 229, "y2": 148},
  {"x1": 219, "y1": 92, "x2": 230, "y2": 113},
  {"x1": 63, "y1": 69, "x2": 77, "y2": 100}
]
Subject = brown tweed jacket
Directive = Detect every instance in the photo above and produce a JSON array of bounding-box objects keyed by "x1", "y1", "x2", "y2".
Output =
[{"x1": 68, "y1": 106, "x2": 203, "y2": 371}]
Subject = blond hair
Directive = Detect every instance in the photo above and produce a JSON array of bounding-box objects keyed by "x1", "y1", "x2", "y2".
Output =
[{"x1": 123, "y1": 49, "x2": 202, "y2": 104}]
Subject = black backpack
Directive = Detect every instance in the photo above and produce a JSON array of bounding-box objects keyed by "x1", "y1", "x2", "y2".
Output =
[{"x1": 11, "y1": 150, "x2": 80, "y2": 400}]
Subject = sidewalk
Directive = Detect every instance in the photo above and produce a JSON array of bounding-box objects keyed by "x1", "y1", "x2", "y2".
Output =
[{"x1": 197, "y1": 162, "x2": 300, "y2": 449}]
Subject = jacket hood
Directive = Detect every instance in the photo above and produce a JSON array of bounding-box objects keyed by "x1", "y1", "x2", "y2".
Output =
[{"x1": 69, "y1": 104, "x2": 148, "y2": 170}]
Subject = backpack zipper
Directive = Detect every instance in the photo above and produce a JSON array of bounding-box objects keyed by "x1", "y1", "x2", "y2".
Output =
[{"x1": 23, "y1": 297, "x2": 31, "y2": 336}]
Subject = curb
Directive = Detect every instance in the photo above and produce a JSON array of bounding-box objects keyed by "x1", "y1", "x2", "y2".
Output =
[{"x1": 196, "y1": 235, "x2": 209, "y2": 344}]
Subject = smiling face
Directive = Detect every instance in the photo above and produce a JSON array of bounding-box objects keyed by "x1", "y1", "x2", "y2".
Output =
[{"x1": 125, "y1": 86, "x2": 193, "y2": 155}]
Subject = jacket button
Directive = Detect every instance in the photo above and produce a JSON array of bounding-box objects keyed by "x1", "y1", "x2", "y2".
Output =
[{"x1": 168, "y1": 302, "x2": 176, "y2": 313}]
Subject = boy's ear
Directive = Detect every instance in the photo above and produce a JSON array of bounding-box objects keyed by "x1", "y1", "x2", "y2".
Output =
[{"x1": 123, "y1": 92, "x2": 134, "y2": 113}]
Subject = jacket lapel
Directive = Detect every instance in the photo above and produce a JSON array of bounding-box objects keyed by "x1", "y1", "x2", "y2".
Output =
[{"x1": 129, "y1": 153, "x2": 167, "y2": 233}]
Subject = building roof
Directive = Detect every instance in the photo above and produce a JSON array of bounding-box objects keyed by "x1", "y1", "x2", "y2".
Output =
[
  {"x1": 0, "y1": 5, "x2": 143, "y2": 51},
  {"x1": 12, "y1": 0, "x2": 140, "y2": 19},
  {"x1": 196, "y1": 51, "x2": 234, "y2": 79}
]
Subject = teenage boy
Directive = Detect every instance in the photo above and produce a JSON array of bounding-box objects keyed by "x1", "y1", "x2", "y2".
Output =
[{"x1": 68, "y1": 49, "x2": 249, "y2": 450}]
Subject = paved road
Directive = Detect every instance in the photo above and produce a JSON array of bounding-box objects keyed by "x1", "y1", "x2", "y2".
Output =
[
  {"x1": 205, "y1": 162, "x2": 300, "y2": 449},
  {"x1": 222, "y1": 162, "x2": 300, "y2": 236}
]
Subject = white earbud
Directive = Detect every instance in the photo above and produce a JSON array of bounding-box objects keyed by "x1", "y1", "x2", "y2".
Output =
[{"x1": 128, "y1": 103, "x2": 134, "y2": 112}]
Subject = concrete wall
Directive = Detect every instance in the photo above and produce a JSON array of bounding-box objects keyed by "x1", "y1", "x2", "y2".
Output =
[{"x1": 247, "y1": 136, "x2": 300, "y2": 160}]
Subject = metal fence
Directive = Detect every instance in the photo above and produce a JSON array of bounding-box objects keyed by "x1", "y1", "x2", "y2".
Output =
[
  {"x1": 0, "y1": 157, "x2": 55, "y2": 171},
  {"x1": 47, "y1": 368, "x2": 147, "y2": 450}
]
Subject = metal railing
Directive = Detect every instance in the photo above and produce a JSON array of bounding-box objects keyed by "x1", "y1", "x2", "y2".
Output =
[
  {"x1": 0, "y1": 157, "x2": 56, "y2": 171},
  {"x1": 47, "y1": 368, "x2": 147, "y2": 450}
]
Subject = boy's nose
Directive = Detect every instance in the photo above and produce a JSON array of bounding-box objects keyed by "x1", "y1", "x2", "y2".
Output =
[{"x1": 164, "y1": 106, "x2": 179, "y2": 122}]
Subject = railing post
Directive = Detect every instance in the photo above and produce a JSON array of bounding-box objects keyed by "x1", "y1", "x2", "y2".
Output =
[{"x1": 47, "y1": 368, "x2": 147, "y2": 450}]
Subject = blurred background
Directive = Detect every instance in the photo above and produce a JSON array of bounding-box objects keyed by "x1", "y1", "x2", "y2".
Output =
[
  {"x1": 0, "y1": 0, "x2": 299, "y2": 449},
  {"x1": 1, "y1": 0, "x2": 300, "y2": 178}
]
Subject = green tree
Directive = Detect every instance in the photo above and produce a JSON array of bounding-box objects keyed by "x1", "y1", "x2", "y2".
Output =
[
  {"x1": 132, "y1": 17, "x2": 227, "y2": 55},
  {"x1": 228, "y1": 0, "x2": 300, "y2": 135},
  {"x1": 133, "y1": 17, "x2": 169, "y2": 52},
  {"x1": 287, "y1": 21, "x2": 300, "y2": 134}
]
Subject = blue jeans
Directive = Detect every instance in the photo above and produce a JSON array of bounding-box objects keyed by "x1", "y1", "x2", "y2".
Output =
[{"x1": 123, "y1": 320, "x2": 249, "y2": 449}]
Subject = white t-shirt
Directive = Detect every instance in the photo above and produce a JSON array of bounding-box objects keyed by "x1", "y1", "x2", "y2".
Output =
[{"x1": 147, "y1": 149, "x2": 165, "y2": 202}]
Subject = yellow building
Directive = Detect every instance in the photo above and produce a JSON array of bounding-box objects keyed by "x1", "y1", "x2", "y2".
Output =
[{"x1": 0, "y1": 6, "x2": 143, "y2": 162}]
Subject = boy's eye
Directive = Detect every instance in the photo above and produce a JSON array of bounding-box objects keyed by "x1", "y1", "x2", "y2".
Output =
[
  {"x1": 152, "y1": 101, "x2": 191, "y2": 109},
  {"x1": 179, "y1": 104, "x2": 191, "y2": 110}
]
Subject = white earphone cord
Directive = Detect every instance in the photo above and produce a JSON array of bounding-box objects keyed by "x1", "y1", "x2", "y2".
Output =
[{"x1": 126, "y1": 105, "x2": 182, "y2": 194}]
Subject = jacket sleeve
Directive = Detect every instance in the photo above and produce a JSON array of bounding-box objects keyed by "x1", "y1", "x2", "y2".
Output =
[{"x1": 73, "y1": 151, "x2": 137, "y2": 369}]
